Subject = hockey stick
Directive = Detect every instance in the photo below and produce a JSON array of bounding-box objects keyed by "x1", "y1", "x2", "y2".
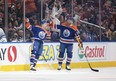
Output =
[
  {"x1": 43, "y1": 55, "x2": 47, "y2": 62},
  {"x1": 79, "y1": 47, "x2": 99, "y2": 72},
  {"x1": 84, "y1": 54, "x2": 99, "y2": 72},
  {"x1": 42, "y1": 55, "x2": 54, "y2": 70}
]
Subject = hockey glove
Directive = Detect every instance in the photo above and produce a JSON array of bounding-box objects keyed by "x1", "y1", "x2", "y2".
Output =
[
  {"x1": 78, "y1": 43, "x2": 83, "y2": 49},
  {"x1": 24, "y1": 18, "x2": 32, "y2": 29}
]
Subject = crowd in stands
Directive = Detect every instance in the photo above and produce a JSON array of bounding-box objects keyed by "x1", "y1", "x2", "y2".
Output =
[{"x1": 0, "y1": 0, "x2": 116, "y2": 42}]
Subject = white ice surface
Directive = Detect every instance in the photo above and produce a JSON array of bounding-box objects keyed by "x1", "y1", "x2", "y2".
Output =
[{"x1": 0, "y1": 67, "x2": 116, "y2": 81}]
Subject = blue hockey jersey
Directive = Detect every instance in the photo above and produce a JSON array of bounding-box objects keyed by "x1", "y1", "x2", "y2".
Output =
[
  {"x1": 30, "y1": 25, "x2": 47, "y2": 41},
  {"x1": 57, "y1": 25, "x2": 80, "y2": 44}
]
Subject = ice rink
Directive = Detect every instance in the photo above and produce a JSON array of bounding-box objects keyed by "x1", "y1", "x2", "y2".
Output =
[{"x1": 0, "y1": 67, "x2": 116, "y2": 81}]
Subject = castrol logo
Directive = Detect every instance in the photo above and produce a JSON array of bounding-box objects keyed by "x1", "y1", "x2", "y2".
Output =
[
  {"x1": 78, "y1": 45, "x2": 106, "y2": 60},
  {"x1": 85, "y1": 46, "x2": 105, "y2": 58}
]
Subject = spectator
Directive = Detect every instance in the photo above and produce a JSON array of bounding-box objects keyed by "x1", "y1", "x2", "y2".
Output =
[
  {"x1": 0, "y1": 28, "x2": 7, "y2": 42},
  {"x1": 10, "y1": 32, "x2": 18, "y2": 42},
  {"x1": 17, "y1": 29, "x2": 24, "y2": 42}
]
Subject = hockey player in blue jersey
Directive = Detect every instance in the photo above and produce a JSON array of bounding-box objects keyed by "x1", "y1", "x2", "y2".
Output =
[
  {"x1": 25, "y1": 18, "x2": 48, "y2": 71},
  {"x1": 57, "y1": 18, "x2": 83, "y2": 70}
]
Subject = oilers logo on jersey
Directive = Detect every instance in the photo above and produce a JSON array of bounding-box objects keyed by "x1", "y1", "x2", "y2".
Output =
[
  {"x1": 38, "y1": 31, "x2": 46, "y2": 39},
  {"x1": 57, "y1": 25, "x2": 79, "y2": 44},
  {"x1": 63, "y1": 29, "x2": 70, "y2": 37}
]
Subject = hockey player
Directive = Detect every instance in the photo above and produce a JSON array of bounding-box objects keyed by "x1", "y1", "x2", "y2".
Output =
[
  {"x1": 57, "y1": 18, "x2": 83, "y2": 70},
  {"x1": 25, "y1": 18, "x2": 48, "y2": 71}
]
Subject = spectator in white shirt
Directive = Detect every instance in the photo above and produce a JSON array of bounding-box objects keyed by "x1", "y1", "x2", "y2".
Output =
[{"x1": 0, "y1": 28, "x2": 7, "y2": 42}]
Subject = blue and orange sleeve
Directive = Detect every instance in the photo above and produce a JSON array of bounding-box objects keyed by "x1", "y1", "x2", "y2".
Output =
[{"x1": 25, "y1": 18, "x2": 32, "y2": 29}]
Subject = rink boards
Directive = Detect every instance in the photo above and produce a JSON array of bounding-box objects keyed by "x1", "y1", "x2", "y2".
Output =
[{"x1": 0, "y1": 42, "x2": 116, "y2": 71}]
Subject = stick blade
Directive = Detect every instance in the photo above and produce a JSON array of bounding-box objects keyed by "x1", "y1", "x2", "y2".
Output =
[{"x1": 91, "y1": 68, "x2": 99, "y2": 72}]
